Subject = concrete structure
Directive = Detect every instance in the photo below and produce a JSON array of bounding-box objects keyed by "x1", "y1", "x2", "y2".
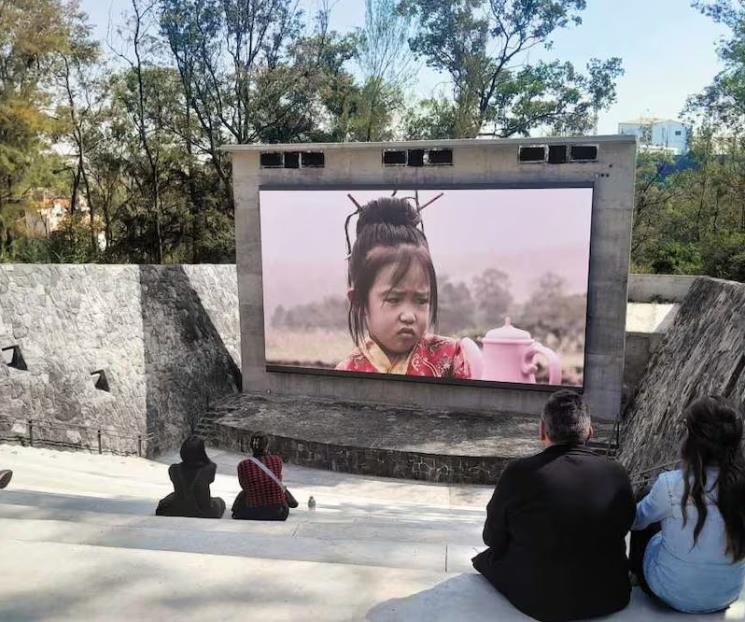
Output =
[
  {"x1": 1, "y1": 444, "x2": 743, "y2": 621},
  {"x1": 618, "y1": 117, "x2": 688, "y2": 155},
  {"x1": 627, "y1": 273, "x2": 695, "y2": 303},
  {"x1": 225, "y1": 136, "x2": 637, "y2": 422}
]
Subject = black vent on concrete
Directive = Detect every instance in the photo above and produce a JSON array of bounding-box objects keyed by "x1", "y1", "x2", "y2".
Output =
[
  {"x1": 383, "y1": 150, "x2": 407, "y2": 166},
  {"x1": 570, "y1": 145, "x2": 599, "y2": 162},
  {"x1": 91, "y1": 369, "x2": 110, "y2": 392},
  {"x1": 548, "y1": 145, "x2": 568, "y2": 164},
  {"x1": 301, "y1": 151, "x2": 325, "y2": 168},
  {"x1": 260, "y1": 152, "x2": 283, "y2": 168},
  {"x1": 407, "y1": 149, "x2": 425, "y2": 167},
  {"x1": 283, "y1": 151, "x2": 300, "y2": 169},
  {"x1": 518, "y1": 145, "x2": 546, "y2": 162},
  {"x1": 426, "y1": 149, "x2": 453, "y2": 165}
]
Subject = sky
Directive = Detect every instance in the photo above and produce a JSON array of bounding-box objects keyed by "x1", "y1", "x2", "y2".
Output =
[{"x1": 80, "y1": 0, "x2": 728, "y2": 134}]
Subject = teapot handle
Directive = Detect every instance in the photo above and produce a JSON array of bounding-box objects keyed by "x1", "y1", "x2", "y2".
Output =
[{"x1": 527, "y1": 342, "x2": 562, "y2": 385}]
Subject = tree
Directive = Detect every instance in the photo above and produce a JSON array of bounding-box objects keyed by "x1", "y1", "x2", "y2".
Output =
[
  {"x1": 472, "y1": 268, "x2": 513, "y2": 327},
  {"x1": 0, "y1": 0, "x2": 89, "y2": 259},
  {"x1": 687, "y1": 1, "x2": 745, "y2": 131},
  {"x1": 399, "y1": 0, "x2": 623, "y2": 138},
  {"x1": 438, "y1": 277, "x2": 477, "y2": 334},
  {"x1": 54, "y1": 1, "x2": 102, "y2": 256},
  {"x1": 351, "y1": 0, "x2": 414, "y2": 140}
]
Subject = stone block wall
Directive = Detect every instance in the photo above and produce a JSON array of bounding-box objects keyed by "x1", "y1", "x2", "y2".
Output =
[
  {"x1": 618, "y1": 277, "x2": 745, "y2": 485},
  {"x1": 139, "y1": 265, "x2": 241, "y2": 453},
  {"x1": 0, "y1": 265, "x2": 240, "y2": 456}
]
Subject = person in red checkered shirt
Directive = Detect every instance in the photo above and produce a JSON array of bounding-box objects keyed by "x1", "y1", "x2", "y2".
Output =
[{"x1": 232, "y1": 432, "x2": 290, "y2": 521}]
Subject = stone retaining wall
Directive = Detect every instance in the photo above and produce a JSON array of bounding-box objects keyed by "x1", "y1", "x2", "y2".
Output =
[
  {"x1": 0, "y1": 265, "x2": 240, "y2": 456},
  {"x1": 618, "y1": 277, "x2": 745, "y2": 485}
]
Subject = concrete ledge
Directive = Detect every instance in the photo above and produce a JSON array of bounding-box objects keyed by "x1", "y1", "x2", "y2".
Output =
[
  {"x1": 211, "y1": 393, "x2": 615, "y2": 484},
  {"x1": 627, "y1": 274, "x2": 697, "y2": 303}
]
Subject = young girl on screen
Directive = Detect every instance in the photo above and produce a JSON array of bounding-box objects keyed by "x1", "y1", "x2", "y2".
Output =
[{"x1": 335, "y1": 194, "x2": 472, "y2": 379}]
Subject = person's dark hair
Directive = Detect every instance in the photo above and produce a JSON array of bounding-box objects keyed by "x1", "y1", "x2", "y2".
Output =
[
  {"x1": 180, "y1": 435, "x2": 211, "y2": 468},
  {"x1": 680, "y1": 395, "x2": 745, "y2": 561},
  {"x1": 346, "y1": 197, "x2": 438, "y2": 347},
  {"x1": 541, "y1": 390, "x2": 591, "y2": 445},
  {"x1": 250, "y1": 432, "x2": 270, "y2": 457}
]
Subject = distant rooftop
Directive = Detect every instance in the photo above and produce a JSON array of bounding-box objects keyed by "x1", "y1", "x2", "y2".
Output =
[{"x1": 619, "y1": 117, "x2": 684, "y2": 126}]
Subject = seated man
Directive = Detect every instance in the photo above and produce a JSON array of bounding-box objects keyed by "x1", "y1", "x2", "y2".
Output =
[
  {"x1": 472, "y1": 390, "x2": 635, "y2": 622},
  {"x1": 0, "y1": 469, "x2": 12, "y2": 489}
]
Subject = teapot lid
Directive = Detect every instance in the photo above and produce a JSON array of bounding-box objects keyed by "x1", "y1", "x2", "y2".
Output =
[{"x1": 483, "y1": 318, "x2": 533, "y2": 344}]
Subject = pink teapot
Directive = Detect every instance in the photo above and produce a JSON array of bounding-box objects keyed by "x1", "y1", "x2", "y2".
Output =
[{"x1": 462, "y1": 318, "x2": 562, "y2": 385}]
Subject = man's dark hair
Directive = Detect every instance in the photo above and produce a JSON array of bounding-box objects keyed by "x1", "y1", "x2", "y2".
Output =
[{"x1": 541, "y1": 390, "x2": 591, "y2": 444}]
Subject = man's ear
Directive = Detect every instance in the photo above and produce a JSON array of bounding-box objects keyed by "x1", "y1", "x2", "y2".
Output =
[
  {"x1": 347, "y1": 288, "x2": 354, "y2": 304},
  {"x1": 539, "y1": 419, "x2": 547, "y2": 442},
  {"x1": 586, "y1": 424, "x2": 594, "y2": 443}
]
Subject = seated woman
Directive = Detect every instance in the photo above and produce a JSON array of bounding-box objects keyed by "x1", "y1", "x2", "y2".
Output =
[
  {"x1": 156, "y1": 436, "x2": 225, "y2": 519},
  {"x1": 631, "y1": 395, "x2": 745, "y2": 613},
  {"x1": 232, "y1": 433, "x2": 290, "y2": 521}
]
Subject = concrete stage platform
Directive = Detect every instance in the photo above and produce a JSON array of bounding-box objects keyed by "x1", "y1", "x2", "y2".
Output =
[{"x1": 210, "y1": 393, "x2": 617, "y2": 484}]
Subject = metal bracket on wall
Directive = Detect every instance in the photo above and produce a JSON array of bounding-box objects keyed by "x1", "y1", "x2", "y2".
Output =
[{"x1": 1, "y1": 345, "x2": 27, "y2": 371}]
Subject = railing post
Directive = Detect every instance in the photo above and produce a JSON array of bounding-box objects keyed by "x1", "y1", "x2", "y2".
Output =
[
  {"x1": 28, "y1": 420, "x2": 33, "y2": 447},
  {"x1": 137, "y1": 435, "x2": 142, "y2": 457},
  {"x1": 97, "y1": 429, "x2": 102, "y2": 454}
]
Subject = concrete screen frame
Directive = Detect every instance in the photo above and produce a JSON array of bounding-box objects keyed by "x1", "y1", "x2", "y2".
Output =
[{"x1": 224, "y1": 137, "x2": 637, "y2": 422}]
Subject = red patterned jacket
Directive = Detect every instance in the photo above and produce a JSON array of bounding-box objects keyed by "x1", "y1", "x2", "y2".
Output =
[
  {"x1": 237, "y1": 455, "x2": 286, "y2": 507},
  {"x1": 336, "y1": 334, "x2": 471, "y2": 379}
]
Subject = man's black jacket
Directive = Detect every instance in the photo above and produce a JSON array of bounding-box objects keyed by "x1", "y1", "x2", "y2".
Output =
[{"x1": 472, "y1": 444, "x2": 635, "y2": 622}]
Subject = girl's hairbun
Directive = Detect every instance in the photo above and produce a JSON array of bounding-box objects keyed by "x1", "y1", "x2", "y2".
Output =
[{"x1": 356, "y1": 197, "x2": 420, "y2": 233}]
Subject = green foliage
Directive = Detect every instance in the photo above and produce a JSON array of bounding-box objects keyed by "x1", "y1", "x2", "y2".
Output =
[
  {"x1": 399, "y1": 0, "x2": 622, "y2": 138},
  {"x1": 630, "y1": 129, "x2": 745, "y2": 282},
  {"x1": 11, "y1": 0, "x2": 745, "y2": 280},
  {"x1": 701, "y1": 231, "x2": 745, "y2": 282}
]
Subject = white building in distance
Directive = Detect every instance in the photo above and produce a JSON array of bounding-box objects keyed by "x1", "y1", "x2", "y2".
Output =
[{"x1": 618, "y1": 117, "x2": 688, "y2": 154}]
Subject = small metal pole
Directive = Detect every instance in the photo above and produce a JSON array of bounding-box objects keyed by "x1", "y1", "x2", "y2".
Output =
[
  {"x1": 137, "y1": 435, "x2": 142, "y2": 457},
  {"x1": 97, "y1": 429, "x2": 102, "y2": 454},
  {"x1": 28, "y1": 420, "x2": 33, "y2": 447}
]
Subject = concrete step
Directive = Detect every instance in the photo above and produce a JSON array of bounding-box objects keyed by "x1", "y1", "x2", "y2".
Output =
[
  {"x1": 0, "y1": 539, "x2": 736, "y2": 622},
  {"x1": 0, "y1": 539, "x2": 528, "y2": 622},
  {"x1": 0, "y1": 515, "x2": 477, "y2": 573},
  {"x1": 0, "y1": 444, "x2": 494, "y2": 511},
  {"x1": 0, "y1": 499, "x2": 484, "y2": 545}
]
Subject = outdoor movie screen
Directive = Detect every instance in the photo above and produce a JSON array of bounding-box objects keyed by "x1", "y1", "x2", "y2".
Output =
[{"x1": 259, "y1": 186, "x2": 593, "y2": 388}]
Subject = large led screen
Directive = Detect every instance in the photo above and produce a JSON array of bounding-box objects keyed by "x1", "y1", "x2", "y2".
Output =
[{"x1": 260, "y1": 187, "x2": 593, "y2": 387}]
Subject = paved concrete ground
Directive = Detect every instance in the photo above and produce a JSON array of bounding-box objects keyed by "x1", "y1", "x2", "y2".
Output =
[{"x1": 0, "y1": 444, "x2": 743, "y2": 621}]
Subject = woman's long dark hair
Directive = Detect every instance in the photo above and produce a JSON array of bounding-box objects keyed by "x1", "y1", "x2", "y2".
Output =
[
  {"x1": 180, "y1": 435, "x2": 211, "y2": 469},
  {"x1": 250, "y1": 432, "x2": 270, "y2": 457},
  {"x1": 681, "y1": 395, "x2": 745, "y2": 561}
]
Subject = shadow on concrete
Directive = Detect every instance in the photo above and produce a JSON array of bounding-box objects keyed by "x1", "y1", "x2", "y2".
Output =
[
  {"x1": 0, "y1": 488, "x2": 156, "y2": 516},
  {"x1": 139, "y1": 266, "x2": 241, "y2": 456}
]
